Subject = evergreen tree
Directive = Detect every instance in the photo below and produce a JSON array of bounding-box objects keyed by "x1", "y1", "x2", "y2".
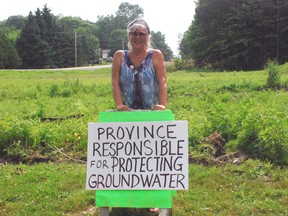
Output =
[
  {"x1": 53, "y1": 22, "x2": 74, "y2": 68},
  {"x1": 16, "y1": 12, "x2": 49, "y2": 68},
  {"x1": 15, "y1": 6, "x2": 98, "y2": 68},
  {"x1": 41, "y1": 5, "x2": 59, "y2": 67},
  {"x1": 77, "y1": 34, "x2": 90, "y2": 66}
]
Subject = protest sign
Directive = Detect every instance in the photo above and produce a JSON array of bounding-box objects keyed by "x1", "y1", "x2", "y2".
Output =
[{"x1": 86, "y1": 120, "x2": 188, "y2": 190}]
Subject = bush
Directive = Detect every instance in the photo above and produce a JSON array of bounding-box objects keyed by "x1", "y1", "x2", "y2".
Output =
[
  {"x1": 166, "y1": 62, "x2": 176, "y2": 72},
  {"x1": 266, "y1": 60, "x2": 281, "y2": 89},
  {"x1": 173, "y1": 57, "x2": 195, "y2": 71},
  {"x1": 237, "y1": 108, "x2": 288, "y2": 166}
]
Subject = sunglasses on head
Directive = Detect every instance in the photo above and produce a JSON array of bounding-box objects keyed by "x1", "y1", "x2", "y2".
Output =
[{"x1": 129, "y1": 31, "x2": 146, "y2": 37}]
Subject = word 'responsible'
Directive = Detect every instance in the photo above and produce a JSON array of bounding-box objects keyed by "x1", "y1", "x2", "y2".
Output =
[{"x1": 86, "y1": 121, "x2": 188, "y2": 190}]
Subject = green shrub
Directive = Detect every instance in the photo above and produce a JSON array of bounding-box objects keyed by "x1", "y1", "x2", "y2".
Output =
[
  {"x1": 173, "y1": 57, "x2": 196, "y2": 71},
  {"x1": 237, "y1": 108, "x2": 288, "y2": 166},
  {"x1": 174, "y1": 57, "x2": 184, "y2": 70},
  {"x1": 49, "y1": 84, "x2": 59, "y2": 97},
  {"x1": 166, "y1": 62, "x2": 176, "y2": 72},
  {"x1": 266, "y1": 60, "x2": 281, "y2": 89}
]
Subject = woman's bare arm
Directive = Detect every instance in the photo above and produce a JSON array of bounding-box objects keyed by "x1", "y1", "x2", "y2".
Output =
[
  {"x1": 152, "y1": 49, "x2": 167, "y2": 110},
  {"x1": 111, "y1": 50, "x2": 131, "y2": 111}
]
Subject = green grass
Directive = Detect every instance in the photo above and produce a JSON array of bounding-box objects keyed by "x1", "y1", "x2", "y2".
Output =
[
  {"x1": 0, "y1": 68, "x2": 114, "y2": 161},
  {"x1": 1, "y1": 161, "x2": 288, "y2": 215},
  {"x1": 0, "y1": 163, "x2": 95, "y2": 216},
  {"x1": 0, "y1": 65, "x2": 288, "y2": 215},
  {"x1": 174, "y1": 161, "x2": 288, "y2": 216}
]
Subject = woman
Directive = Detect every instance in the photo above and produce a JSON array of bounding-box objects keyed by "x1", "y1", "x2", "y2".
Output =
[
  {"x1": 112, "y1": 19, "x2": 167, "y2": 111},
  {"x1": 108, "y1": 19, "x2": 171, "y2": 216}
]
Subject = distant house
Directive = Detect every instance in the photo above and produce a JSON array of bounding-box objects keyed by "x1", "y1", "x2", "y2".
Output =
[{"x1": 101, "y1": 49, "x2": 111, "y2": 59}]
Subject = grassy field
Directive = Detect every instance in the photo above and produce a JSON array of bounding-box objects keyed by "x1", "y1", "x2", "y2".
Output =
[
  {"x1": 0, "y1": 65, "x2": 288, "y2": 215},
  {"x1": 1, "y1": 161, "x2": 288, "y2": 215}
]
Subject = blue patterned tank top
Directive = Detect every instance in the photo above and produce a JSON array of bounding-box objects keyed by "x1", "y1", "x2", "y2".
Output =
[{"x1": 120, "y1": 50, "x2": 158, "y2": 109}]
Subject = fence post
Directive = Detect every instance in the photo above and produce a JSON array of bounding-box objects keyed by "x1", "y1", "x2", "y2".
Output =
[{"x1": 99, "y1": 207, "x2": 109, "y2": 216}]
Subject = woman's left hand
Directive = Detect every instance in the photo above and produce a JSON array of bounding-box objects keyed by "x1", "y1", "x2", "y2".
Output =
[{"x1": 151, "y1": 104, "x2": 166, "y2": 110}]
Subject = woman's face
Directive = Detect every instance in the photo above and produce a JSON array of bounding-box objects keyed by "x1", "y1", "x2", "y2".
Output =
[{"x1": 129, "y1": 26, "x2": 148, "y2": 49}]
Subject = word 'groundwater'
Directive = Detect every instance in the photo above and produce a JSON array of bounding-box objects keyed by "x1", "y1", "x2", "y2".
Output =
[{"x1": 88, "y1": 173, "x2": 185, "y2": 189}]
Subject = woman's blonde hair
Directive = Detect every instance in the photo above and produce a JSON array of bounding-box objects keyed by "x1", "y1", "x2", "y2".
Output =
[{"x1": 127, "y1": 19, "x2": 151, "y2": 50}]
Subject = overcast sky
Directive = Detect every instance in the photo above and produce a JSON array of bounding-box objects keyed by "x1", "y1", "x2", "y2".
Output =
[{"x1": 0, "y1": 0, "x2": 196, "y2": 55}]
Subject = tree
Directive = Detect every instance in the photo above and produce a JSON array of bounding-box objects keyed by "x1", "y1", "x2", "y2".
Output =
[
  {"x1": 115, "y1": 2, "x2": 144, "y2": 28},
  {"x1": 95, "y1": 15, "x2": 115, "y2": 50},
  {"x1": 151, "y1": 31, "x2": 173, "y2": 61},
  {"x1": 95, "y1": 2, "x2": 171, "y2": 60},
  {"x1": 16, "y1": 12, "x2": 49, "y2": 68},
  {"x1": 58, "y1": 16, "x2": 100, "y2": 66},
  {"x1": 15, "y1": 6, "x2": 100, "y2": 68},
  {"x1": 180, "y1": 0, "x2": 288, "y2": 71},
  {"x1": 76, "y1": 27, "x2": 99, "y2": 65},
  {"x1": 95, "y1": 2, "x2": 144, "y2": 51},
  {"x1": 109, "y1": 29, "x2": 127, "y2": 56},
  {"x1": 9, "y1": 3, "x2": 172, "y2": 68},
  {"x1": 4, "y1": 15, "x2": 26, "y2": 30},
  {"x1": 37, "y1": 5, "x2": 59, "y2": 67},
  {"x1": 53, "y1": 21, "x2": 74, "y2": 68},
  {"x1": 0, "y1": 27, "x2": 21, "y2": 68}
]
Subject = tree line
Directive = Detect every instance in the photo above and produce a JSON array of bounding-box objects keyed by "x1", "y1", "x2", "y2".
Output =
[
  {"x1": 179, "y1": 0, "x2": 288, "y2": 71},
  {"x1": 3, "y1": 1, "x2": 286, "y2": 71},
  {"x1": 0, "y1": 2, "x2": 173, "y2": 69}
]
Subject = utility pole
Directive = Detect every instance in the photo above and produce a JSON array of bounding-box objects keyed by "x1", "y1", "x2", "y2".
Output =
[
  {"x1": 276, "y1": 0, "x2": 280, "y2": 61},
  {"x1": 122, "y1": 38, "x2": 124, "y2": 50},
  {"x1": 75, "y1": 31, "x2": 78, "y2": 67}
]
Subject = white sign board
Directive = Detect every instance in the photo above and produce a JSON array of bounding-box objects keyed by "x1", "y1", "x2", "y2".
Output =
[{"x1": 86, "y1": 121, "x2": 188, "y2": 190}]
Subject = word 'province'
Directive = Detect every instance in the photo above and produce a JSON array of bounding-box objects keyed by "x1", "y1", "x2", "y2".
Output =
[
  {"x1": 86, "y1": 121, "x2": 188, "y2": 190},
  {"x1": 96, "y1": 123, "x2": 178, "y2": 141}
]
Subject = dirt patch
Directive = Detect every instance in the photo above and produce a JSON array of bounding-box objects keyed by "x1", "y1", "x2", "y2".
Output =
[
  {"x1": 0, "y1": 148, "x2": 86, "y2": 165},
  {"x1": 189, "y1": 151, "x2": 248, "y2": 166},
  {"x1": 69, "y1": 205, "x2": 98, "y2": 216}
]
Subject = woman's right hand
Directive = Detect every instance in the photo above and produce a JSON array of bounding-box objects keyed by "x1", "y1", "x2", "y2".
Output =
[
  {"x1": 151, "y1": 104, "x2": 166, "y2": 110},
  {"x1": 117, "y1": 104, "x2": 132, "y2": 111}
]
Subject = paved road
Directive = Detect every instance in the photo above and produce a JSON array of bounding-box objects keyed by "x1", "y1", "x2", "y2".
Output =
[
  {"x1": 0, "y1": 64, "x2": 112, "y2": 71},
  {"x1": 49, "y1": 64, "x2": 112, "y2": 71}
]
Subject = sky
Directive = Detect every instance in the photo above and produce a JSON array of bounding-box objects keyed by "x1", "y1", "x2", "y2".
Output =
[{"x1": 0, "y1": 0, "x2": 196, "y2": 55}]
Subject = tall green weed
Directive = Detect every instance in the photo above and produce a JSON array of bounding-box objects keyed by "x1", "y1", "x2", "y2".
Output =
[
  {"x1": 0, "y1": 68, "x2": 288, "y2": 165},
  {"x1": 266, "y1": 60, "x2": 281, "y2": 89},
  {"x1": 237, "y1": 107, "x2": 288, "y2": 165}
]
